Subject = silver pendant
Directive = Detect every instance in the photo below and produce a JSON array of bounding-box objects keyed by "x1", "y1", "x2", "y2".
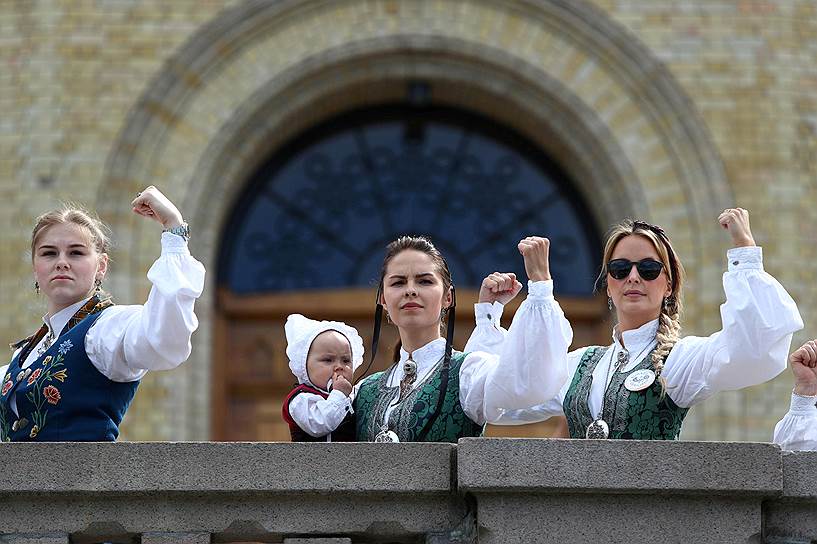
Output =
[
  {"x1": 624, "y1": 369, "x2": 656, "y2": 391},
  {"x1": 374, "y1": 426, "x2": 399, "y2": 443},
  {"x1": 36, "y1": 333, "x2": 54, "y2": 358},
  {"x1": 403, "y1": 358, "x2": 417, "y2": 376},
  {"x1": 586, "y1": 419, "x2": 609, "y2": 439},
  {"x1": 616, "y1": 349, "x2": 629, "y2": 370}
]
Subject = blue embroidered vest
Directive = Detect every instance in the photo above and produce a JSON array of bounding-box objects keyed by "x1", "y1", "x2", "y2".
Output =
[
  {"x1": 355, "y1": 352, "x2": 484, "y2": 442},
  {"x1": 0, "y1": 310, "x2": 139, "y2": 441}
]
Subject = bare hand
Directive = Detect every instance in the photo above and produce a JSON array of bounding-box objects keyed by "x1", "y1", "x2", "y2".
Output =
[
  {"x1": 518, "y1": 236, "x2": 551, "y2": 282},
  {"x1": 791, "y1": 340, "x2": 817, "y2": 396},
  {"x1": 478, "y1": 272, "x2": 523, "y2": 304},
  {"x1": 333, "y1": 373, "x2": 353, "y2": 397},
  {"x1": 131, "y1": 186, "x2": 184, "y2": 229},
  {"x1": 718, "y1": 208, "x2": 755, "y2": 248}
]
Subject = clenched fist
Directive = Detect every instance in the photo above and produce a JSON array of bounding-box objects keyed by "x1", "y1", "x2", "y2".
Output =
[
  {"x1": 518, "y1": 236, "x2": 551, "y2": 282},
  {"x1": 478, "y1": 272, "x2": 523, "y2": 305},
  {"x1": 718, "y1": 208, "x2": 755, "y2": 248},
  {"x1": 131, "y1": 186, "x2": 185, "y2": 229},
  {"x1": 791, "y1": 340, "x2": 817, "y2": 397}
]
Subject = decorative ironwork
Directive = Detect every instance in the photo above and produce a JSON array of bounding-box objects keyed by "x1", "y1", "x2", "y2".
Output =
[{"x1": 220, "y1": 106, "x2": 600, "y2": 295}]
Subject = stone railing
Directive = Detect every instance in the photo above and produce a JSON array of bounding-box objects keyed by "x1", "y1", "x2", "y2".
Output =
[{"x1": 0, "y1": 440, "x2": 814, "y2": 543}]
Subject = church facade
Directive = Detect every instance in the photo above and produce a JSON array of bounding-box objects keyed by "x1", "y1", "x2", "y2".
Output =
[{"x1": 1, "y1": 0, "x2": 813, "y2": 441}]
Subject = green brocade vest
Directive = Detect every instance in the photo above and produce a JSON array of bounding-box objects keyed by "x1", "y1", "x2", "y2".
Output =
[
  {"x1": 355, "y1": 352, "x2": 484, "y2": 442},
  {"x1": 563, "y1": 346, "x2": 689, "y2": 440}
]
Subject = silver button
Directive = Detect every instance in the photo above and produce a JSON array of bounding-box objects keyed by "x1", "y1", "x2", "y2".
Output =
[{"x1": 15, "y1": 371, "x2": 24, "y2": 383}]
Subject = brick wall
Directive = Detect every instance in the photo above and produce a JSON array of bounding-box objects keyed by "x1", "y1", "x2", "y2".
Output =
[{"x1": 0, "y1": 0, "x2": 812, "y2": 441}]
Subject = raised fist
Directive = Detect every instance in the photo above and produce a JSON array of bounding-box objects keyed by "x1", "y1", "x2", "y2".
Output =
[
  {"x1": 791, "y1": 340, "x2": 817, "y2": 397},
  {"x1": 717, "y1": 208, "x2": 755, "y2": 248},
  {"x1": 131, "y1": 186, "x2": 185, "y2": 229},
  {"x1": 479, "y1": 272, "x2": 523, "y2": 305},
  {"x1": 518, "y1": 236, "x2": 551, "y2": 282}
]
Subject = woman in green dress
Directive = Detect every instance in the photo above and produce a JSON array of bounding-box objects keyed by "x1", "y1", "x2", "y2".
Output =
[
  {"x1": 466, "y1": 209, "x2": 803, "y2": 439},
  {"x1": 354, "y1": 235, "x2": 571, "y2": 442}
]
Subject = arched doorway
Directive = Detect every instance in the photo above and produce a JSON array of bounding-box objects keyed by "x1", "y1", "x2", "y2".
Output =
[{"x1": 212, "y1": 104, "x2": 608, "y2": 441}]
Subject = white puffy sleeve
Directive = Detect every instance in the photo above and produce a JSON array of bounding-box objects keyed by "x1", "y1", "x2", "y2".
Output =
[
  {"x1": 773, "y1": 393, "x2": 817, "y2": 451},
  {"x1": 85, "y1": 233, "x2": 206, "y2": 382},
  {"x1": 661, "y1": 247, "x2": 803, "y2": 408},
  {"x1": 460, "y1": 280, "x2": 572, "y2": 424},
  {"x1": 288, "y1": 390, "x2": 354, "y2": 437}
]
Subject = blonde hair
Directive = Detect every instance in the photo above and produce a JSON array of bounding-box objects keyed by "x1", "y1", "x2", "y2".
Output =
[
  {"x1": 31, "y1": 205, "x2": 111, "y2": 258},
  {"x1": 595, "y1": 220, "x2": 685, "y2": 387}
]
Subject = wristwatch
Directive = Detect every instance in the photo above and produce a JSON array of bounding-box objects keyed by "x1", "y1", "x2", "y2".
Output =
[{"x1": 163, "y1": 222, "x2": 190, "y2": 241}]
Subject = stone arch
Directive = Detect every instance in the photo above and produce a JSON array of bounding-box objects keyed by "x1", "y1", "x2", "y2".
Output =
[{"x1": 99, "y1": 0, "x2": 729, "y2": 439}]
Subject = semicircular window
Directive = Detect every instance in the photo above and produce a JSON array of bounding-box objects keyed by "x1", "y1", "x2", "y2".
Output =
[{"x1": 219, "y1": 105, "x2": 601, "y2": 296}]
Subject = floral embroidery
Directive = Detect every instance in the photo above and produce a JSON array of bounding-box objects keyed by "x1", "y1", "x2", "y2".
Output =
[
  {"x1": 42, "y1": 385, "x2": 61, "y2": 405},
  {"x1": 3, "y1": 373, "x2": 9, "y2": 382},
  {"x1": 1, "y1": 381, "x2": 11, "y2": 396},
  {"x1": 23, "y1": 349, "x2": 70, "y2": 439},
  {"x1": 58, "y1": 340, "x2": 73, "y2": 355},
  {"x1": 27, "y1": 368, "x2": 41, "y2": 386}
]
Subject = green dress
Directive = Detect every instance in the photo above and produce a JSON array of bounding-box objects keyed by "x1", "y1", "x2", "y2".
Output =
[
  {"x1": 563, "y1": 346, "x2": 688, "y2": 439},
  {"x1": 355, "y1": 352, "x2": 484, "y2": 442}
]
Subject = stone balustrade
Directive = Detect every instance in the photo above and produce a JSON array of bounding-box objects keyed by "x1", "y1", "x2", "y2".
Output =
[{"x1": 0, "y1": 440, "x2": 813, "y2": 543}]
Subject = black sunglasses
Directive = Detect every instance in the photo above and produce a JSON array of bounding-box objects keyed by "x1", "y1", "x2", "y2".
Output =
[{"x1": 607, "y1": 258, "x2": 664, "y2": 281}]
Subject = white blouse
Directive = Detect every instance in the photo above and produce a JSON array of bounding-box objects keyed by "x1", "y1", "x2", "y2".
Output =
[
  {"x1": 773, "y1": 393, "x2": 817, "y2": 451},
  {"x1": 465, "y1": 246, "x2": 803, "y2": 425},
  {"x1": 373, "y1": 279, "x2": 571, "y2": 428},
  {"x1": 2, "y1": 233, "x2": 205, "y2": 415},
  {"x1": 288, "y1": 389, "x2": 354, "y2": 439}
]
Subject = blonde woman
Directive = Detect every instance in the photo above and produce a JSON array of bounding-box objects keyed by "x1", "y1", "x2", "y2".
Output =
[
  {"x1": 466, "y1": 209, "x2": 802, "y2": 439},
  {"x1": 0, "y1": 186, "x2": 204, "y2": 441}
]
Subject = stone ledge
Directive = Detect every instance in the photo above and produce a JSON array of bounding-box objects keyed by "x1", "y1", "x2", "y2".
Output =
[
  {"x1": 0, "y1": 442, "x2": 454, "y2": 493},
  {"x1": 457, "y1": 438, "x2": 782, "y2": 495},
  {"x1": 781, "y1": 451, "x2": 817, "y2": 498}
]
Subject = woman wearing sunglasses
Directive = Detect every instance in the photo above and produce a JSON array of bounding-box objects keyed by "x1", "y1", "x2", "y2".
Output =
[{"x1": 466, "y1": 209, "x2": 803, "y2": 439}]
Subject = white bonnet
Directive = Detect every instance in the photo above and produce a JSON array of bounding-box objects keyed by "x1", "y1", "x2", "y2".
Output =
[{"x1": 284, "y1": 313, "x2": 365, "y2": 386}]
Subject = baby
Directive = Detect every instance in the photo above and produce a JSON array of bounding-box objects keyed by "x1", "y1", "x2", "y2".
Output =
[{"x1": 281, "y1": 314, "x2": 364, "y2": 442}]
